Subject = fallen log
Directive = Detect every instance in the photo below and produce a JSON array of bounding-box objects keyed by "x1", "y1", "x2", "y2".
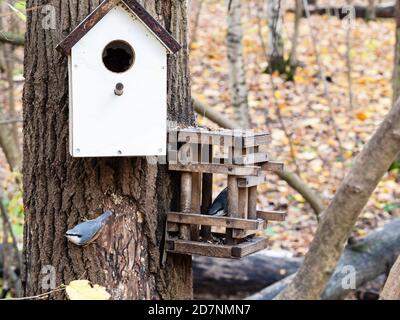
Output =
[
  {"x1": 193, "y1": 253, "x2": 302, "y2": 299},
  {"x1": 246, "y1": 218, "x2": 400, "y2": 300},
  {"x1": 288, "y1": 3, "x2": 396, "y2": 19}
]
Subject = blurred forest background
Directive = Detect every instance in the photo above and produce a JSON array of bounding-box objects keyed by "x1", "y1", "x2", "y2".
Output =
[{"x1": 1, "y1": 0, "x2": 400, "y2": 299}]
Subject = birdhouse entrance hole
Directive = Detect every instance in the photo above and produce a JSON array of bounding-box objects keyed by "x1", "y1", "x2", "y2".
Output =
[{"x1": 102, "y1": 40, "x2": 135, "y2": 73}]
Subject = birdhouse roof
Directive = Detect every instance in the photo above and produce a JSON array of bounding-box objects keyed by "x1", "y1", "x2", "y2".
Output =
[{"x1": 56, "y1": 0, "x2": 181, "y2": 55}]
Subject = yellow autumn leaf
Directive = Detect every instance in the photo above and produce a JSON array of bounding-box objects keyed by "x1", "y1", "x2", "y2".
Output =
[
  {"x1": 66, "y1": 280, "x2": 111, "y2": 300},
  {"x1": 354, "y1": 229, "x2": 367, "y2": 236},
  {"x1": 355, "y1": 111, "x2": 368, "y2": 121},
  {"x1": 274, "y1": 91, "x2": 282, "y2": 99},
  {"x1": 293, "y1": 194, "x2": 305, "y2": 203},
  {"x1": 190, "y1": 42, "x2": 198, "y2": 50}
]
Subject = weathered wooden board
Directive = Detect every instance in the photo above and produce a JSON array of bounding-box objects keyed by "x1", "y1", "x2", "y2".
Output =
[
  {"x1": 167, "y1": 236, "x2": 268, "y2": 258},
  {"x1": 237, "y1": 175, "x2": 267, "y2": 187},
  {"x1": 257, "y1": 210, "x2": 287, "y2": 221},
  {"x1": 168, "y1": 212, "x2": 263, "y2": 230},
  {"x1": 169, "y1": 163, "x2": 260, "y2": 176},
  {"x1": 232, "y1": 220, "x2": 266, "y2": 239},
  {"x1": 231, "y1": 237, "x2": 269, "y2": 258},
  {"x1": 168, "y1": 128, "x2": 271, "y2": 148},
  {"x1": 261, "y1": 161, "x2": 284, "y2": 173},
  {"x1": 233, "y1": 152, "x2": 268, "y2": 165},
  {"x1": 166, "y1": 239, "x2": 233, "y2": 258}
]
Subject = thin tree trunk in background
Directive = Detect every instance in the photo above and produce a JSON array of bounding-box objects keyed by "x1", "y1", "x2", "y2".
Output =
[
  {"x1": 0, "y1": 4, "x2": 22, "y2": 171},
  {"x1": 267, "y1": 0, "x2": 285, "y2": 73},
  {"x1": 189, "y1": 0, "x2": 204, "y2": 49},
  {"x1": 276, "y1": 98, "x2": 400, "y2": 300},
  {"x1": 393, "y1": 0, "x2": 400, "y2": 104},
  {"x1": 226, "y1": 0, "x2": 250, "y2": 128},
  {"x1": 380, "y1": 255, "x2": 400, "y2": 300},
  {"x1": 290, "y1": 0, "x2": 302, "y2": 65},
  {"x1": 367, "y1": 0, "x2": 376, "y2": 21},
  {"x1": 345, "y1": 0, "x2": 354, "y2": 110},
  {"x1": 0, "y1": 109, "x2": 22, "y2": 171},
  {"x1": 22, "y1": 0, "x2": 193, "y2": 299}
]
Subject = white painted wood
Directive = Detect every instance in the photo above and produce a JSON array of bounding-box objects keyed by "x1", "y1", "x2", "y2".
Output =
[{"x1": 70, "y1": 4, "x2": 167, "y2": 157}]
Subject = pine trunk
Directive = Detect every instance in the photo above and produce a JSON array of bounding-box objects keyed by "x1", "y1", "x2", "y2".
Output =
[{"x1": 22, "y1": 0, "x2": 193, "y2": 300}]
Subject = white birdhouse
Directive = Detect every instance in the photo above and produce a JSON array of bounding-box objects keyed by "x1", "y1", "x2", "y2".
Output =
[{"x1": 57, "y1": 0, "x2": 181, "y2": 157}]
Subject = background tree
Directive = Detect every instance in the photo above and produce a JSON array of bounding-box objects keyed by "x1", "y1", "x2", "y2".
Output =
[
  {"x1": 226, "y1": 0, "x2": 250, "y2": 128},
  {"x1": 22, "y1": 0, "x2": 193, "y2": 299},
  {"x1": 393, "y1": 0, "x2": 400, "y2": 104},
  {"x1": 276, "y1": 98, "x2": 400, "y2": 299}
]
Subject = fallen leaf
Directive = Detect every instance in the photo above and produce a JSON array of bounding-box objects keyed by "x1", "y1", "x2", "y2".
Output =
[{"x1": 66, "y1": 280, "x2": 111, "y2": 300}]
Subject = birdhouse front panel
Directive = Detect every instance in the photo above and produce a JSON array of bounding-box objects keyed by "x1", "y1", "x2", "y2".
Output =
[{"x1": 69, "y1": 4, "x2": 168, "y2": 157}]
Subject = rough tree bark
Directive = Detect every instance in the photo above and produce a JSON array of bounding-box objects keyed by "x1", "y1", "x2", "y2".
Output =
[
  {"x1": 226, "y1": 0, "x2": 250, "y2": 128},
  {"x1": 275, "y1": 98, "x2": 400, "y2": 300},
  {"x1": 22, "y1": 0, "x2": 194, "y2": 300},
  {"x1": 248, "y1": 218, "x2": 400, "y2": 300},
  {"x1": 380, "y1": 255, "x2": 400, "y2": 300}
]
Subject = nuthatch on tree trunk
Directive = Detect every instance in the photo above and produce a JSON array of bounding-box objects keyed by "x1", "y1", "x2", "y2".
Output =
[
  {"x1": 207, "y1": 188, "x2": 228, "y2": 216},
  {"x1": 65, "y1": 211, "x2": 112, "y2": 246}
]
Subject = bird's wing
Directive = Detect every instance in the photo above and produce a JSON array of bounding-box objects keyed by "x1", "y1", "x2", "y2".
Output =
[
  {"x1": 66, "y1": 220, "x2": 101, "y2": 240},
  {"x1": 207, "y1": 188, "x2": 228, "y2": 215}
]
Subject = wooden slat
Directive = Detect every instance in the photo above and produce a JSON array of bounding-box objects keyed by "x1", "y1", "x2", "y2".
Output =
[
  {"x1": 180, "y1": 172, "x2": 192, "y2": 240},
  {"x1": 257, "y1": 210, "x2": 287, "y2": 221},
  {"x1": 238, "y1": 187, "x2": 248, "y2": 219},
  {"x1": 200, "y1": 145, "x2": 213, "y2": 240},
  {"x1": 168, "y1": 128, "x2": 271, "y2": 148},
  {"x1": 169, "y1": 163, "x2": 260, "y2": 176},
  {"x1": 167, "y1": 236, "x2": 268, "y2": 258},
  {"x1": 234, "y1": 152, "x2": 268, "y2": 165},
  {"x1": 168, "y1": 212, "x2": 263, "y2": 230},
  {"x1": 191, "y1": 172, "x2": 202, "y2": 240},
  {"x1": 232, "y1": 220, "x2": 266, "y2": 239},
  {"x1": 227, "y1": 175, "x2": 239, "y2": 244},
  {"x1": 261, "y1": 161, "x2": 284, "y2": 173},
  {"x1": 248, "y1": 186, "x2": 258, "y2": 220},
  {"x1": 243, "y1": 134, "x2": 271, "y2": 147},
  {"x1": 166, "y1": 239, "x2": 233, "y2": 258},
  {"x1": 231, "y1": 237, "x2": 269, "y2": 258},
  {"x1": 237, "y1": 175, "x2": 267, "y2": 187}
]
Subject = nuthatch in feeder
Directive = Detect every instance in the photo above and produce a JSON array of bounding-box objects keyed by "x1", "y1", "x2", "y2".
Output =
[
  {"x1": 207, "y1": 187, "x2": 228, "y2": 216},
  {"x1": 65, "y1": 211, "x2": 112, "y2": 246}
]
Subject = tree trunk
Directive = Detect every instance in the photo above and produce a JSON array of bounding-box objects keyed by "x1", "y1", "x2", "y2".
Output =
[
  {"x1": 226, "y1": 0, "x2": 250, "y2": 128},
  {"x1": 248, "y1": 218, "x2": 400, "y2": 300},
  {"x1": 380, "y1": 255, "x2": 400, "y2": 300},
  {"x1": 22, "y1": 0, "x2": 193, "y2": 300},
  {"x1": 366, "y1": 0, "x2": 376, "y2": 21},
  {"x1": 290, "y1": 0, "x2": 301, "y2": 65},
  {"x1": 393, "y1": 0, "x2": 400, "y2": 104},
  {"x1": 275, "y1": 98, "x2": 400, "y2": 300},
  {"x1": 267, "y1": 0, "x2": 285, "y2": 73}
]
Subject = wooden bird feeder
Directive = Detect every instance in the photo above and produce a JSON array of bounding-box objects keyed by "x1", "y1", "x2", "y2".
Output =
[{"x1": 166, "y1": 128, "x2": 287, "y2": 259}]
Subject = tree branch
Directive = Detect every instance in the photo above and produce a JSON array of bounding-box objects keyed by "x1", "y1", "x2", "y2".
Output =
[
  {"x1": 275, "y1": 97, "x2": 400, "y2": 300},
  {"x1": 0, "y1": 32, "x2": 24, "y2": 46}
]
